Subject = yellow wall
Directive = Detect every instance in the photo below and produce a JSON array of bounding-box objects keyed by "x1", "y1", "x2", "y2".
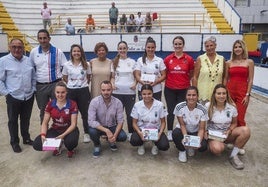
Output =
[{"x1": 243, "y1": 33, "x2": 261, "y2": 51}]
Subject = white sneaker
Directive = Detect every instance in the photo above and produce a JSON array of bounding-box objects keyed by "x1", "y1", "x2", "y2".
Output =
[
  {"x1": 238, "y1": 148, "x2": 246, "y2": 155},
  {"x1": 127, "y1": 133, "x2": 132, "y2": 142},
  {"x1": 151, "y1": 145, "x2": 158, "y2": 155},
  {"x1": 167, "y1": 130, "x2": 172, "y2": 141},
  {"x1": 226, "y1": 143, "x2": 234, "y2": 150},
  {"x1": 187, "y1": 148, "x2": 195, "y2": 157},
  {"x1": 178, "y1": 151, "x2": 187, "y2": 162},
  {"x1": 83, "y1": 133, "x2": 91, "y2": 143},
  {"x1": 138, "y1": 145, "x2": 145, "y2": 155}
]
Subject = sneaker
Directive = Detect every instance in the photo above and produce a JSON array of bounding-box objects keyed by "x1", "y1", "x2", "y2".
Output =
[
  {"x1": 138, "y1": 145, "x2": 145, "y2": 155},
  {"x1": 127, "y1": 133, "x2": 132, "y2": 142},
  {"x1": 67, "y1": 150, "x2": 75, "y2": 158},
  {"x1": 93, "y1": 147, "x2": 101, "y2": 158},
  {"x1": 167, "y1": 130, "x2": 172, "y2": 141},
  {"x1": 151, "y1": 145, "x2": 158, "y2": 155},
  {"x1": 83, "y1": 133, "x2": 91, "y2": 143},
  {"x1": 229, "y1": 155, "x2": 244, "y2": 170},
  {"x1": 226, "y1": 143, "x2": 234, "y2": 150},
  {"x1": 110, "y1": 143, "x2": 118, "y2": 151},
  {"x1": 178, "y1": 151, "x2": 187, "y2": 162},
  {"x1": 53, "y1": 149, "x2": 62, "y2": 156},
  {"x1": 238, "y1": 148, "x2": 246, "y2": 155},
  {"x1": 187, "y1": 148, "x2": 195, "y2": 157}
]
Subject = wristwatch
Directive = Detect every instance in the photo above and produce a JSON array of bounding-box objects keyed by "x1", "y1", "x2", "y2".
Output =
[{"x1": 246, "y1": 93, "x2": 250, "y2": 96}]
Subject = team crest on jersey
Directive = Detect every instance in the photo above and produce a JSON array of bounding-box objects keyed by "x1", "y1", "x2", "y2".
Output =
[
  {"x1": 64, "y1": 109, "x2": 70, "y2": 114},
  {"x1": 174, "y1": 65, "x2": 181, "y2": 70},
  {"x1": 169, "y1": 60, "x2": 173, "y2": 64}
]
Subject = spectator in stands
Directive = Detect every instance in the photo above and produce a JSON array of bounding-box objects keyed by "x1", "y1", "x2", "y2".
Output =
[
  {"x1": 32, "y1": 81, "x2": 80, "y2": 158},
  {"x1": 127, "y1": 14, "x2": 136, "y2": 33},
  {"x1": 134, "y1": 37, "x2": 166, "y2": 101},
  {"x1": 172, "y1": 86, "x2": 208, "y2": 162},
  {"x1": 192, "y1": 36, "x2": 225, "y2": 105},
  {"x1": 86, "y1": 14, "x2": 95, "y2": 33},
  {"x1": 65, "y1": 18, "x2": 75, "y2": 35},
  {"x1": 62, "y1": 44, "x2": 91, "y2": 143},
  {"x1": 89, "y1": 42, "x2": 115, "y2": 99},
  {"x1": 205, "y1": 84, "x2": 250, "y2": 170},
  {"x1": 119, "y1": 13, "x2": 127, "y2": 32},
  {"x1": 144, "y1": 12, "x2": 152, "y2": 33},
  {"x1": 135, "y1": 12, "x2": 144, "y2": 32},
  {"x1": 112, "y1": 41, "x2": 137, "y2": 139},
  {"x1": 130, "y1": 84, "x2": 169, "y2": 156},
  {"x1": 109, "y1": 2, "x2": 118, "y2": 33},
  {"x1": 88, "y1": 80, "x2": 127, "y2": 158},
  {"x1": 0, "y1": 38, "x2": 35, "y2": 153},
  {"x1": 41, "y1": 2, "x2": 52, "y2": 30},
  {"x1": 30, "y1": 29, "x2": 67, "y2": 123},
  {"x1": 223, "y1": 40, "x2": 254, "y2": 155},
  {"x1": 164, "y1": 36, "x2": 195, "y2": 141}
]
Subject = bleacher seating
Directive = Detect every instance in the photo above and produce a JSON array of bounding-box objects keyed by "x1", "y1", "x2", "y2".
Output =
[{"x1": 0, "y1": 0, "x2": 235, "y2": 48}]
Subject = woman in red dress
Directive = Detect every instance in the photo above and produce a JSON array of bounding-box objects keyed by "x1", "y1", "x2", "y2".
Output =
[{"x1": 223, "y1": 40, "x2": 254, "y2": 154}]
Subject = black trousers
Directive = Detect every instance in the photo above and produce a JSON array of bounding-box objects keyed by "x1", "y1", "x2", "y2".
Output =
[
  {"x1": 130, "y1": 131, "x2": 170, "y2": 151},
  {"x1": 164, "y1": 87, "x2": 187, "y2": 130},
  {"x1": 68, "y1": 87, "x2": 91, "y2": 134},
  {"x1": 172, "y1": 128, "x2": 207, "y2": 152},
  {"x1": 6, "y1": 94, "x2": 34, "y2": 145},
  {"x1": 33, "y1": 127, "x2": 80, "y2": 151},
  {"x1": 112, "y1": 93, "x2": 136, "y2": 133}
]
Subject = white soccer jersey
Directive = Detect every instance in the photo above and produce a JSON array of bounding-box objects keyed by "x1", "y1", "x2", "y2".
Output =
[
  {"x1": 205, "y1": 102, "x2": 238, "y2": 132},
  {"x1": 131, "y1": 99, "x2": 168, "y2": 129},
  {"x1": 174, "y1": 101, "x2": 208, "y2": 133}
]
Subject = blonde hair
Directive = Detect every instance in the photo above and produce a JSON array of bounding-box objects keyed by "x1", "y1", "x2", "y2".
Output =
[
  {"x1": 230, "y1": 40, "x2": 248, "y2": 60},
  {"x1": 208, "y1": 84, "x2": 235, "y2": 119}
]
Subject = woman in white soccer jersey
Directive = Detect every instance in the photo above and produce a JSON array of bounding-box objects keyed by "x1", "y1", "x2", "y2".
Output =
[
  {"x1": 112, "y1": 41, "x2": 137, "y2": 136},
  {"x1": 130, "y1": 84, "x2": 169, "y2": 155},
  {"x1": 134, "y1": 36, "x2": 166, "y2": 101},
  {"x1": 205, "y1": 84, "x2": 250, "y2": 170},
  {"x1": 172, "y1": 86, "x2": 208, "y2": 163}
]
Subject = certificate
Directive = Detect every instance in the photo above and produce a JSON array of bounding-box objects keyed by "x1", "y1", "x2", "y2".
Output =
[
  {"x1": 42, "y1": 138, "x2": 62, "y2": 151},
  {"x1": 140, "y1": 74, "x2": 156, "y2": 82}
]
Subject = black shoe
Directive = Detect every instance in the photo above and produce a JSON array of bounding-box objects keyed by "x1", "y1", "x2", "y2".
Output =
[
  {"x1": 23, "y1": 139, "x2": 33, "y2": 145},
  {"x1": 11, "y1": 144, "x2": 22, "y2": 153}
]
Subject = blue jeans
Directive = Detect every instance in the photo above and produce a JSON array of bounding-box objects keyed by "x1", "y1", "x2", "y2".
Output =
[{"x1": 89, "y1": 126, "x2": 127, "y2": 146}]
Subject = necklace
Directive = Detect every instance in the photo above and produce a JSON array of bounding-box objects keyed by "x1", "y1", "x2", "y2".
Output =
[{"x1": 206, "y1": 59, "x2": 220, "y2": 82}]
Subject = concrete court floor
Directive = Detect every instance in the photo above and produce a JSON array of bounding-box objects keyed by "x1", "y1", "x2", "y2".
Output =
[{"x1": 0, "y1": 93, "x2": 267, "y2": 187}]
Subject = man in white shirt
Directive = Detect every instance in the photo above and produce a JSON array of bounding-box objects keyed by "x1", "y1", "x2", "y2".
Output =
[
  {"x1": 30, "y1": 29, "x2": 67, "y2": 123},
  {"x1": 135, "y1": 12, "x2": 144, "y2": 32}
]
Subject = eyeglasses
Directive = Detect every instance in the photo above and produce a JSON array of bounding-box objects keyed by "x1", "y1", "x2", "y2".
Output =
[{"x1": 10, "y1": 46, "x2": 24, "y2": 50}]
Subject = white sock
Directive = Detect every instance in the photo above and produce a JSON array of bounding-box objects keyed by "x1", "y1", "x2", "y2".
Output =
[{"x1": 230, "y1": 147, "x2": 239, "y2": 158}]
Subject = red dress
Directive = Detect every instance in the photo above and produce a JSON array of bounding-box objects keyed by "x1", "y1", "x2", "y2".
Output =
[{"x1": 227, "y1": 66, "x2": 249, "y2": 126}]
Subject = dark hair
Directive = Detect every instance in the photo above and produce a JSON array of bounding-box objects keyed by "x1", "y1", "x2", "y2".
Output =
[
  {"x1": 100, "y1": 80, "x2": 112, "y2": 88},
  {"x1": 113, "y1": 41, "x2": 128, "y2": 70},
  {"x1": 142, "y1": 37, "x2": 156, "y2": 64},
  {"x1": 37, "y1": 29, "x2": 50, "y2": 39},
  {"x1": 186, "y1": 86, "x2": 199, "y2": 96},
  {"x1": 55, "y1": 81, "x2": 68, "y2": 91},
  {"x1": 173, "y1": 36, "x2": 185, "y2": 45},
  {"x1": 94, "y1": 42, "x2": 108, "y2": 54},
  {"x1": 141, "y1": 84, "x2": 153, "y2": 93},
  {"x1": 70, "y1": 44, "x2": 88, "y2": 70}
]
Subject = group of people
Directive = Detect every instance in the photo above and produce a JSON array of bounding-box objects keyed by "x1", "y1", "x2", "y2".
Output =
[
  {"x1": 118, "y1": 12, "x2": 152, "y2": 33},
  {"x1": 0, "y1": 29, "x2": 253, "y2": 169}
]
